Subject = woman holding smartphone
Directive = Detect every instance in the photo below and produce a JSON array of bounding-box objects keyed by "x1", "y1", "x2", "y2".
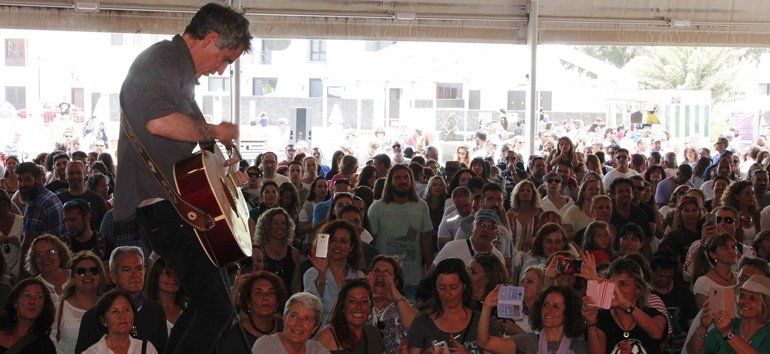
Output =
[{"x1": 477, "y1": 285, "x2": 588, "y2": 354}]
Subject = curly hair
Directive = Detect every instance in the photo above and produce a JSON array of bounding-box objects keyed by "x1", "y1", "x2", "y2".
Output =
[
  {"x1": 531, "y1": 223, "x2": 568, "y2": 258},
  {"x1": 381, "y1": 164, "x2": 418, "y2": 203},
  {"x1": 238, "y1": 271, "x2": 288, "y2": 315},
  {"x1": 722, "y1": 180, "x2": 761, "y2": 230},
  {"x1": 448, "y1": 168, "x2": 475, "y2": 194},
  {"x1": 509, "y1": 179, "x2": 541, "y2": 210},
  {"x1": 25, "y1": 234, "x2": 71, "y2": 275},
  {"x1": 328, "y1": 279, "x2": 373, "y2": 350},
  {"x1": 528, "y1": 285, "x2": 586, "y2": 337},
  {"x1": 254, "y1": 207, "x2": 296, "y2": 246},
  {"x1": 0, "y1": 278, "x2": 55, "y2": 336}
]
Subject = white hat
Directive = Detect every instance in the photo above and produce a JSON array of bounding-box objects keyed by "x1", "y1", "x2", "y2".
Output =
[{"x1": 741, "y1": 274, "x2": 770, "y2": 297}]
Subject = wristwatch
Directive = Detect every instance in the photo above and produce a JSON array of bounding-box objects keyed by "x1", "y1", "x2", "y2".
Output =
[
  {"x1": 723, "y1": 331, "x2": 735, "y2": 341},
  {"x1": 625, "y1": 304, "x2": 636, "y2": 314}
]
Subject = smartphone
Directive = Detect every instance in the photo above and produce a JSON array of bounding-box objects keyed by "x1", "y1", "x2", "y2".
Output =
[
  {"x1": 315, "y1": 234, "x2": 330, "y2": 258},
  {"x1": 708, "y1": 287, "x2": 736, "y2": 319},
  {"x1": 433, "y1": 341, "x2": 449, "y2": 354},
  {"x1": 556, "y1": 257, "x2": 584, "y2": 275}
]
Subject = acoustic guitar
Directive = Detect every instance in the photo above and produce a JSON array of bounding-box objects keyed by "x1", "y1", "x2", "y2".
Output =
[{"x1": 173, "y1": 144, "x2": 252, "y2": 266}]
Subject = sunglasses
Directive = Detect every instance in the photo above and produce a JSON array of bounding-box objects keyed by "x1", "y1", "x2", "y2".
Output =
[
  {"x1": 716, "y1": 216, "x2": 736, "y2": 225},
  {"x1": 616, "y1": 155, "x2": 628, "y2": 160},
  {"x1": 475, "y1": 220, "x2": 497, "y2": 230},
  {"x1": 75, "y1": 266, "x2": 100, "y2": 276},
  {"x1": 547, "y1": 178, "x2": 562, "y2": 184},
  {"x1": 248, "y1": 173, "x2": 262, "y2": 178}
]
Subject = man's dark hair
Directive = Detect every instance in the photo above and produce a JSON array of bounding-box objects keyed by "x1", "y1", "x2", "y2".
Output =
[
  {"x1": 481, "y1": 182, "x2": 504, "y2": 197},
  {"x1": 466, "y1": 177, "x2": 486, "y2": 194},
  {"x1": 475, "y1": 131, "x2": 487, "y2": 141},
  {"x1": 650, "y1": 251, "x2": 678, "y2": 272},
  {"x1": 408, "y1": 162, "x2": 424, "y2": 180},
  {"x1": 630, "y1": 154, "x2": 646, "y2": 169},
  {"x1": 609, "y1": 177, "x2": 634, "y2": 195},
  {"x1": 184, "y1": 3, "x2": 253, "y2": 52},
  {"x1": 52, "y1": 152, "x2": 70, "y2": 163},
  {"x1": 15, "y1": 162, "x2": 42, "y2": 179},
  {"x1": 616, "y1": 148, "x2": 629, "y2": 156},
  {"x1": 739, "y1": 257, "x2": 770, "y2": 277},
  {"x1": 381, "y1": 164, "x2": 417, "y2": 203},
  {"x1": 372, "y1": 154, "x2": 391, "y2": 169},
  {"x1": 71, "y1": 151, "x2": 88, "y2": 161}
]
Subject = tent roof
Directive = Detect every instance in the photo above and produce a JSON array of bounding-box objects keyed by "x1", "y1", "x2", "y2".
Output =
[{"x1": 2, "y1": 0, "x2": 770, "y2": 46}]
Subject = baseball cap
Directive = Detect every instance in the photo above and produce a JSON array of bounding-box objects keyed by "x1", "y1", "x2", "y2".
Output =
[{"x1": 475, "y1": 209, "x2": 501, "y2": 225}]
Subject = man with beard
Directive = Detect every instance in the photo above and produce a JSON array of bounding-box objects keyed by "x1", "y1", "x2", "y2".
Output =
[
  {"x1": 16, "y1": 161, "x2": 64, "y2": 277},
  {"x1": 62, "y1": 199, "x2": 113, "y2": 260},
  {"x1": 752, "y1": 169, "x2": 770, "y2": 209},
  {"x1": 527, "y1": 156, "x2": 547, "y2": 188},
  {"x1": 57, "y1": 161, "x2": 108, "y2": 231},
  {"x1": 609, "y1": 178, "x2": 652, "y2": 242},
  {"x1": 44, "y1": 152, "x2": 70, "y2": 193},
  {"x1": 260, "y1": 151, "x2": 290, "y2": 186},
  {"x1": 368, "y1": 164, "x2": 434, "y2": 298}
]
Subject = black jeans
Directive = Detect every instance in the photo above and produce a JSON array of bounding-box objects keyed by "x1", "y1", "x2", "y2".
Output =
[{"x1": 136, "y1": 200, "x2": 233, "y2": 354}]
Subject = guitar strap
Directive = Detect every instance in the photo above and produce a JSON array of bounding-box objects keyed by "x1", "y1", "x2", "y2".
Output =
[{"x1": 119, "y1": 111, "x2": 215, "y2": 232}]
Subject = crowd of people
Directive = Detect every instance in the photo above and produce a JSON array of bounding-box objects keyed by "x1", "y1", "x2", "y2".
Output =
[{"x1": 3, "y1": 119, "x2": 770, "y2": 353}]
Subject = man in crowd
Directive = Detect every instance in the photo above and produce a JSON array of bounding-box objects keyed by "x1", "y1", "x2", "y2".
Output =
[
  {"x1": 713, "y1": 136, "x2": 729, "y2": 164},
  {"x1": 654, "y1": 164, "x2": 694, "y2": 207},
  {"x1": 609, "y1": 178, "x2": 652, "y2": 242},
  {"x1": 260, "y1": 151, "x2": 290, "y2": 186},
  {"x1": 63, "y1": 199, "x2": 113, "y2": 259},
  {"x1": 57, "y1": 161, "x2": 108, "y2": 231},
  {"x1": 278, "y1": 144, "x2": 297, "y2": 167},
  {"x1": 432, "y1": 208, "x2": 505, "y2": 268},
  {"x1": 602, "y1": 148, "x2": 638, "y2": 191},
  {"x1": 16, "y1": 161, "x2": 64, "y2": 276},
  {"x1": 312, "y1": 178, "x2": 352, "y2": 226},
  {"x1": 312, "y1": 147, "x2": 331, "y2": 178},
  {"x1": 373, "y1": 153, "x2": 392, "y2": 178},
  {"x1": 45, "y1": 152, "x2": 70, "y2": 193},
  {"x1": 752, "y1": 169, "x2": 770, "y2": 209},
  {"x1": 437, "y1": 187, "x2": 473, "y2": 250},
  {"x1": 527, "y1": 156, "x2": 547, "y2": 188},
  {"x1": 368, "y1": 164, "x2": 434, "y2": 297},
  {"x1": 75, "y1": 247, "x2": 167, "y2": 353}
]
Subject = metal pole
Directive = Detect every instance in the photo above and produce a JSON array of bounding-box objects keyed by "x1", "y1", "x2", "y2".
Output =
[
  {"x1": 231, "y1": 0, "x2": 242, "y2": 147},
  {"x1": 526, "y1": 0, "x2": 538, "y2": 161}
]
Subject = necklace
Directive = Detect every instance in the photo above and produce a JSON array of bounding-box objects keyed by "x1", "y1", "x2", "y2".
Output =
[
  {"x1": 250, "y1": 315, "x2": 276, "y2": 335},
  {"x1": 612, "y1": 309, "x2": 633, "y2": 338},
  {"x1": 713, "y1": 267, "x2": 735, "y2": 285}
]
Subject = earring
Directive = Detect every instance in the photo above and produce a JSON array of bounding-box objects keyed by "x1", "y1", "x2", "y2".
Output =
[{"x1": 246, "y1": 307, "x2": 253, "y2": 314}]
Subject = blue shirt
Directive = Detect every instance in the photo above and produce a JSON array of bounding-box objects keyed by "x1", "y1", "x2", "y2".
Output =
[
  {"x1": 312, "y1": 199, "x2": 332, "y2": 227},
  {"x1": 22, "y1": 186, "x2": 64, "y2": 239},
  {"x1": 303, "y1": 267, "x2": 363, "y2": 324}
]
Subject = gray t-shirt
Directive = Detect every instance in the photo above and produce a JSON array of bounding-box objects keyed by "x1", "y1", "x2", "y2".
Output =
[
  {"x1": 406, "y1": 311, "x2": 492, "y2": 354},
  {"x1": 251, "y1": 334, "x2": 329, "y2": 354},
  {"x1": 114, "y1": 34, "x2": 200, "y2": 221},
  {"x1": 511, "y1": 333, "x2": 589, "y2": 354}
]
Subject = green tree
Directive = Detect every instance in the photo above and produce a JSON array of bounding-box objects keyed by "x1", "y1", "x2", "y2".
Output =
[{"x1": 579, "y1": 46, "x2": 645, "y2": 68}]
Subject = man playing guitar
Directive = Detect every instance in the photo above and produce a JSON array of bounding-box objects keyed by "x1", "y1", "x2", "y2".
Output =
[{"x1": 114, "y1": 3, "x2": 252, "y2": 353}]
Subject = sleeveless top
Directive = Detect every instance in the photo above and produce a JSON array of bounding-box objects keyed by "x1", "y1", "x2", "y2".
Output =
[
  {"x1": 330, "y1": 324, "x2": 384, "y2": 354},
  {"x1": 265, "y1": 245, "x2": 295, "y2": 290}
]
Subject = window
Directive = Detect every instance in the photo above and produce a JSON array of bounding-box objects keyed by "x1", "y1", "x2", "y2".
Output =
[
  {"x1": 309, "y1": 78, "x2": 323, "y2": 97},
  {"x1": 436, "y1": 83, "x2": 463, "y2": 100},
  {"x1": 252, "y1": 78, "x2": 277, "y2": 96},
  {"x1": 5, "y1": 86, "x2": 26, "y2": 110},
  {"x1": 309, "y1": 40, "x2": 326, "y2": 62},
  {"x1": 5, "y1": 39, "x2": 25, "y2": 66},
  {"x1": 507, "y1": 90, "x2": 526, "y2": 110},
  {"x1": 760, "y1": 83, "x2": 770, "y2": 96},
  {"x1": 365, "y1": 41, "x2": 395, "y2": 51},
  {"x1": 260, "y1": 40, "x2": 272, "y2": 65},
  {"x1": 327, "y1": 86, "x2": 344, "y2": 98},
  {"x1": 208, "y1": 77, "x2": 230, "y2": 92}
]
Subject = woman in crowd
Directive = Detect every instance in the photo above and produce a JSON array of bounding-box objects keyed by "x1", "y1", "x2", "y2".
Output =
[
  {"x1": 753, "y1": 230, "x2": 770, "y2": 262},
  {"x1": 448, "y1": 168, "x2": 475, "y2": 197},
  {"x1": 364, "y1": 255, "x2": 416, "y2": 353},
  {"x1": 255, "y1": 207, "x2": 301, "y2": 293},
  {"x1": 278, "y1": 183, "x2": 302, "y2": 223},
  {"x1": 324, "y1": 150, "x2": 346, "y2": 181},
  {"x1": 477, "y1": 285, "x2": 588, "y2": 354},
  {"x1": 0, "y1": 190, "x2": 21, "y2": 280},
  {"x1": 423, "y1": 176, "x2": 448, "y2": 232},
  {"x1": 539, "y1": 172, "x2": 574, "y2": 214},
  {"x1": 251, "y1": 292, "x2": 329, "y2": 353},
  {"x1": 25, "y1": 235, "x2": 71, "y2": 304},
  {"x1": 512, "y1": 266, "x2": 546, "y2": 334},
  {"x1": 250, "y1": 181, "x2": 280, "y2": 223},
  {"x1": 86, "y1": 173, "x2": 112, "y2": 209},
  {"x1": 325, "y1": 193, "x2": 355, "y2": 224},
  {"x1": 691, "y1": 156, "x2": 713, "y2": 188},
  {"x1": 241, "y1": 166, "x2": 263, "y2": 208},
  {"x1": 317, "y1": 279, "x2": 384, "y2": 353},
  {"x1": 585, "y1": 154, "x2": 604, "y2": 177},
  {"x1": 356, "y1": 165, "x2": 378, "y2": 190},
  {"x1": 300, "y1": 157, "x2": 318, "y2": 187},
  {"x1": 522, "y1": 223, "x2": 572, "y2": 270},
  {"x1": 304, "y1": 220, "x2": 364, "y2": 324},
  {"x1": 618, "y1": 223, "x2": 646, "y2": 257},
  {"x1": 0, "y1": 278, "x2": 56, "y2": 353},
  {"x1": 659, "y1": 196, "x2": 704, "y2": 263},
  {"x1": 469, "y1": 158, "x2": 490, "y2": 182},
  {"x1": 659, "y1": 185, "x2": 691, "y2": 222},
  {"x1": 722, "y1": 180, "x2": 761, "y2": 246},
  {"x1": 582, "y1": 221, "x2": 614, "y2": 265},
  {"x1": 684, "y1": 147, "x2": 699, "y2": 166},
  {"x1": 563, "y1": 178, "x2": 603, "y2": 237},
  {"x1": 547, "y1": 136, "x2": 578, "y2": 168},
  {"x1": 407, "y1": 258, "x2": 487, "y2": 354},
  {"x1": 583, "y1": 258, "x2": 668, "y2": 354},
  {"x1": 644, "y1": 165, "x2": 666, "y2": 192},
  {"x1": 468, "y1": 253, "x2": 509, "y2": 310},
  {"x1": 218, "y1": 271, "x2": 287, "y2": 353},
  {"x1": 298, "y1": 177, "x2": 331, "y2": 250},
  {"x1": 508, "y1": 180, "x2": 543, "y2": 267},
  {"x1": 145, "y1": 258, "x2": 186, "y2": 335},
  {"x1": 693, "y1": 234, "x2": 739, "y2": 309},
  {"x1": 687, "y1": 274, "x2": 770, "y2": 353},
  {"x1": 455, "y1": 146, "x2": 471, "y2": 167},
  {"x1": 52, "y1": 251, "x2": 105, "y2": 354},
  {"x1": 83, "y1": 289, "x2": 158, "y2": 354},
  {"x1": 331, "y1": 155, "x2": 359, "y2": 188},
  {"x1": 0, "y1": 155, "x2": 19, "y2": 194}
]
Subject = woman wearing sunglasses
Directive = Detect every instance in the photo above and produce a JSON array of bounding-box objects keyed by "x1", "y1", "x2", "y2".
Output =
[{"x1": 52, "y1": 251, "x2": 106, "y2": 354}]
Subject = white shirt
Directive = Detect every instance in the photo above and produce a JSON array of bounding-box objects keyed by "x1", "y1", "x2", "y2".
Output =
[
  {"x1": 437, "y1": 210, "x2": 462, "y2": 242},
  {"x1": 562, "y1": 204, "x2": 593, "y2": 235},
  {"x1": 433, "y1": 238, "x2": 505, "y2": 266},
  {"x1": 700, "y1": 180, "x2": 715, "y2": 201},
  {"x1": 83, "y1": 335, "x2": 158, "y2": 354},
  {"x1": 263, "y1": 173, "x2": 290, "y2": 186},
  {"x1": 602, "y1": 168, "x2": 639, "y2": 191},
  {"x1": 51, "y1": 300, "x2": 87, "y2": 354},
  {"x1": 540, "y1": 196, "x2": 575, "y2": 214}
]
